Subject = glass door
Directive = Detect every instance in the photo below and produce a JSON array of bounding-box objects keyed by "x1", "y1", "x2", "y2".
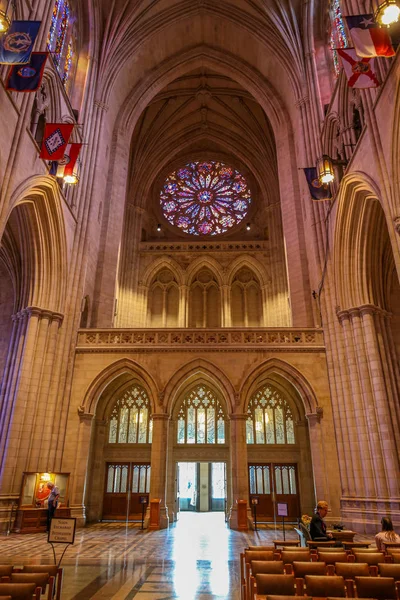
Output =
[
  {"x1": 210, "y1": 462, "x2": 226, "y2": 511},
  {"x1": 177, "y1": 462, "x2": 198, "y2": 511},
  {"x1": 103, "y1": 462, "x2": 150, "y2": 520}
]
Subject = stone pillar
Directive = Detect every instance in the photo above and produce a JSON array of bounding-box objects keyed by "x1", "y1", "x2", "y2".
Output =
[
  {"x1": 221, "y1": 284, "x2": 231, "y2": 327},
  {"x1": 0, "y1": 307, "x2": 64, "y2": 530},
  {"x1": 228, "y1": 414, "x2": 251, "y2": 530},
  {"x1": 65, "y1": 410, "x2": 94, "y2": 527},
  {"x1": 146, "y1": 413, "x2": 169, "y2": 529},
  {"x1": 179, "y1": 285, "x2": 189, "y2": 327}
]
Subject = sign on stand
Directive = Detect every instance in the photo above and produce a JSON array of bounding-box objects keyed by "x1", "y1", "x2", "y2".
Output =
[
  {"x1": 277, "y1": 503, "x2": 288, "y2": 541},
  {"x1": 48, "y1": 517, "x2": 76, "y2": 566}
]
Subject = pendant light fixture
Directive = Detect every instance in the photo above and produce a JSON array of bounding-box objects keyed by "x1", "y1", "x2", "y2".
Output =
[{"x1": 375, "y1": 0, "x2": 400, "y2": 26}]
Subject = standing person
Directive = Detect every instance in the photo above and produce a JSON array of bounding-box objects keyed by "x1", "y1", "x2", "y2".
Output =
[
  {"x1": 46, "y1": 482, "x2": 60, "y2": 532},
  {"x1": 310, "y1": 500, "x2": 334, "y2": 540},
  {"x1": 375, "y1": 517, "x2": 400, "y2": 552}
]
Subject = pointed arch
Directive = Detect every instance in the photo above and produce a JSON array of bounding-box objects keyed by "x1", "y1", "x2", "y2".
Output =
[
  {"x1": 1, "y1": 176, "x2": 68, "y2": 313},
  {"x1": 81, "y1": 358, "x2": 159, "y2": 417},
  {"x1": 333, "y1": 172, "x2": 397, "y2": 310},
  {"x1": 186, "y1": 256, "x2": 224, "y2": 287},
  {"x1": 240, "y1": 357, "x2": 320, "y2": 417},
  {"x1": 226, "y1": 256, "x2": 268, "y2": 287},
  {"x1": 163, "y1": 358, "x2": 235, "y2": 416},
  {"x1": 141, "y1": 257, "x2": 184, "y2": 287}
]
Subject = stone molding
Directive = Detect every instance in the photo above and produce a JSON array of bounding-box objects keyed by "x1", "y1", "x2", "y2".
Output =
[
  {"x1": 139, "y1": 241, "x2": 269, "y2": 253},
  {"x1": 12, "y1": 306, "x2": 64, "y2": 324},
  {"x1": 77, "y1": 405, "x2": 95, "y2": 420},
  {"x1": 306, "y1": 406, "x2": 323, "y2": 423},
  {"x1": 151, "y1": 413, "x2": 170, "y2": 421},
  {"x1": 337, "y1": 303, "x2": 391, "y2": 323},
  {"x1": 94, "y1": 100, "x2": 109, "y2": 112},
  {"x1": 229, "y1": 413, "x2": 248, "y2": 421},
  {"x1": 77, "y1": 328, "x2": 325, "y2": 353},
  {"x1": 394, "y1": 216, "x2": 400, "y2": 235}
]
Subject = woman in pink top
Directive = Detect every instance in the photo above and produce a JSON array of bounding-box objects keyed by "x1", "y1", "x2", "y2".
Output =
[{"x1": 375, "y1": 517, "x2": 400, "y2": 552}]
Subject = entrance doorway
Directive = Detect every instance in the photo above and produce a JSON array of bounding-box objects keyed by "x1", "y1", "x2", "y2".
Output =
[
  {"x1": 102, "y1": 462, "x2": 150, "y2": 520},
  {"x1": 177, "y1": 462, "x2": 226, "y2": 512}
]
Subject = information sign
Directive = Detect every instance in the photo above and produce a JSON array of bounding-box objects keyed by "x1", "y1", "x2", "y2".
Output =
[
  {"x1": 139, "y1": 496, "x2": 148, "y2": 504},
  {"x1": 251, "y1": 497, "x2": 259, "y2": 505},
  {"x1": 277, "y1": 502, "x2": 288, "y2": 517},
  {"x1": 48, "y1": 517, "x2": 76, "y2": 544}
]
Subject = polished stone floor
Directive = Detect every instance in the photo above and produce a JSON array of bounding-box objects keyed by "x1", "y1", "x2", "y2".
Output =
[{"x1": 0, "y1": 513, "x2": 373, "y2": 599}]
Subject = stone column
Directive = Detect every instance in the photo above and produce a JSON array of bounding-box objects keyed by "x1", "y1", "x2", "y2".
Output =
[
  {"x1": 221, "y1": 284, "x2": 231, "y2": 327},
  {"x1": 179, "y1": 285, "x2": 189, "y2": 327},
  {"x1": 305, "y1": 409, "x2": 329, "y2": 504},
  {"x1": 64, "y1": 410, "x2": 95, "y2": 527},
  {"x1": 146, "y1": 413, "x2": 169, "y2": 529},
  {"x1": 228, "y1": 413, "x2": 251, "y2": 530}
]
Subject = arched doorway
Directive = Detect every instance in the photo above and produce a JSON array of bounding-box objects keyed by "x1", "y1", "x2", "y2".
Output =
[{"x1": 167, "y1": 381, "x2": 231, "y2": 521}]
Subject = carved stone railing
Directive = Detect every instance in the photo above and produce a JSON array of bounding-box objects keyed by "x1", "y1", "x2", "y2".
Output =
[
  {"x1": 139, "y1": 240, "x2": 269, "y2": 253},
  {"x1": 76, "y1": 328, "x2": 325, "y2": 353}
]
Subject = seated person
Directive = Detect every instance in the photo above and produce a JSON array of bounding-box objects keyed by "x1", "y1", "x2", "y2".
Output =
[
  {"x1": 310, "y1": 500, "x2": 334, "y2": 541},
  {"x1": 375, "y1": 517, "x2": 400, "y2": 552}
]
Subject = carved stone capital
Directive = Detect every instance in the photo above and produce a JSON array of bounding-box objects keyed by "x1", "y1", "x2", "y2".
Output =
[
  {"x1": 229, "y1": 413, "x2": 247, "y2": 421},
  {"x1": 151, "y1": 413, "x2": 170, "y2": 421},
  {"x1": 306, "y1": 406, "x2": 323, "y2": 423},
  {"x1": 77, "y1": 406, "x2": 94, "y2": 421},
  {"x1": 394, "y1": 216, "x2": 400, "y2": 235}
]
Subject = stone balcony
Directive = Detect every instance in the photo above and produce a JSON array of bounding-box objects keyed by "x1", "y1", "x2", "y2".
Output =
[{"x1": 76, "y1": 328, "x2": 325, "y2": 353}]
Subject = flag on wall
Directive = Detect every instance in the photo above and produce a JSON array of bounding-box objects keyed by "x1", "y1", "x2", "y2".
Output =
[
  {"x1": 303, "y1": 168, "x2": 331, "y2": 201},
  {"x1": 345, "y1": 14, "x2": 395, "y2": 57},
  {"x1": 0, "y1": 21, "x2": 41, "y2": 64},
  {"x1": 337, "y1": 48, "x2": 381, "y2": 88},
  {"x1": 40, "y1": 123, "x2": 74, "y2": 160},
  {"x1": 6, "y1": 52, "x2": 48, "y2": 92},
  {"x1": 55, "y1": 143, "x2": 82, "y2": 178}
]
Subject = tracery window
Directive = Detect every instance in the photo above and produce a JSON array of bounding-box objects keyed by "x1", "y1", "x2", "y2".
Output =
[
  {"x1": 177, "y1": 385, "x2": 226, "y2": 444},
  {"x1": 47, "y1": 0, "x2": 76, "y2": 88},
  {"x1": 231, "y1": 268, "x2": 262, "y2": 327},
  {"x1": 160, "y1": 161, "x2": 251, "y2": 236},
  {"x1": 246, "y1": 385, "x2": 295, "y2": 444},
  {"x1": 108, "y1": 385, "x2": 153, "y2": 444},
  {"x1": 330, "y1": 0, "x2": 348, "y2": 77},
  {"x1": 147, "y1": 269, "x2": 179, "y2": 327}
]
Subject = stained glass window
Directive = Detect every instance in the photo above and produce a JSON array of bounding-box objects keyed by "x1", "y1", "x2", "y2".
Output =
[
  {"x1": 330, "y1": 0, "x2": 348, "y2": 77},
  {"x1": 108, "y1": 385, "x2": 153, "y2": 444},
  {"x1": 47, "y1": 0, "x2": 76, "y2": 87},
  {"x1": 160, "y1": 161, "x2": 252, "y2": 236},
  {"x1": 246, "y1": 385, "x2": 295, "y2": 445},
  {"x1": 177, "y1": 385, "x2": 226, "y2": 444}
]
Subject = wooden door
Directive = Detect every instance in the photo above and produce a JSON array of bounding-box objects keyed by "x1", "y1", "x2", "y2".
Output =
[
  {"x1": 103, "y1": 463, "x2": 150, "y2": 520},
  {"x1": 248, "y1": 464, "x2": 274, "y2": 518},
  {"x1": 248, "y1": 463, "x2": 300, "y2": 520},
  {"x1": 103, "y1": 463, "x2": 130, "y2": 520},
  {"x1": 129, "y1": 464, "x2": 151, "y2": 517},
  {"x1": 273, "y1": 464, "x2": 299, "y2": 519}
]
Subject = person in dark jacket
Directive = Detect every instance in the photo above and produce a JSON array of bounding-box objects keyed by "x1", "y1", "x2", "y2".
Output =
[{"x1": 310, "y1": 500, "x2": 333, "y2": 540}]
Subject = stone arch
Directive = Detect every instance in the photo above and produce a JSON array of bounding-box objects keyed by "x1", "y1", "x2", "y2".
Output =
[
  {"x1": 333, "y1": 172, "x2": 397, "y2": 310},
  {"x1": 226, "y1": 256, "x2": 268, "y2": 287},
  {"x1": 1, "y1": 176, "x2": 68, "y2": 314},
  {"x1": 186, "y1": 256, "x2": 224, "y2": 288},
  {"x1": 81, "y1": 358, "x2": 159, "y2": 417},
  {"x1": 240, "y1": 358, "x2": 319, "y2": 417},
  {"x1": 141, "y1": 257, "x2": 184, "y2": 288},
  {"x1": 163, "y1": 358, "x2": 236, "y2": 416}
]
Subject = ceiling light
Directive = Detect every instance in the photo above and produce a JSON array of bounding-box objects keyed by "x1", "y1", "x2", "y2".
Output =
[
  {"x1": 0, "y1": 9, "x2": 11, "y2": 34},
  {"x1": 157, "y1": 224, "x2": 161, "y2": 232},
  {"x1": 246, "y1": 223, "x2": 251, "y2": 231}
]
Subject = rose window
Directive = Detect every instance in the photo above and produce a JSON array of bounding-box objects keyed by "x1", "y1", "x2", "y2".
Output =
[{"x1": 160, "y1": 161, "x2": 252, "y2": 235}]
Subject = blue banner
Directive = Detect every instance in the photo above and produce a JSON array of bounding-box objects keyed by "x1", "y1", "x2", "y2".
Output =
[
  {"x1": 0, "y1": 21, "x2": 41, "y2": 65},
  {"x1": 303, "y1": 167, "x2": 331, "y2": 201},
  {"x1": 6, "y1": 52, "x2": 47, "y2": 92}
]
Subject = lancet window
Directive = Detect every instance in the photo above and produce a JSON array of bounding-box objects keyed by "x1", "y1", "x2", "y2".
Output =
[
  {"x1": 231, "y1": 268, "x2": 262, "y2": 327},
  {"x1": 147, "y1": 269, "x2": 179, "y2": 327},
  {"x1": 177, "y1": 385, "x2": 226, "y2": 444},
  {"x1": 108, "y1": 385, "x2": 153, "y2": 444},
  {"x1": 47, "y1": 0, "x2": 77, "y2": 89},
  {"x1": 189, "y1": 268, "x2": 221, "y2": 328},
  {"x1": 246, "y1": 385, "x2": 295, "y2": 444},
  {"x1": 330, "y1": 0, "x2": 348, "y2": 77}
]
